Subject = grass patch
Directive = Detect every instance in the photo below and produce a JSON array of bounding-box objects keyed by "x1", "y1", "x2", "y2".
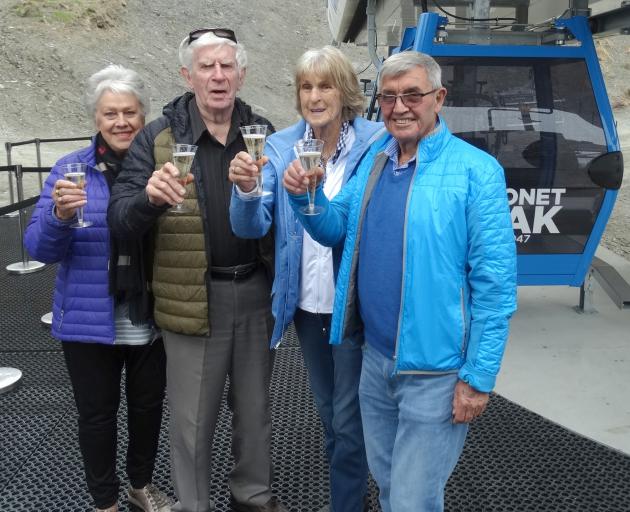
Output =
[
  {"x1": 50, "y1": 9, "x2": 76, "y2": 22},
  {"x1": 10, "y1": 0, "x2": 118, "y2": 27}
]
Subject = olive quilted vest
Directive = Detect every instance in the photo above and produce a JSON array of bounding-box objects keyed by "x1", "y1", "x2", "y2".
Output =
[{"x1": 152, "y1": 127, "x2": 209, "y2": 335}]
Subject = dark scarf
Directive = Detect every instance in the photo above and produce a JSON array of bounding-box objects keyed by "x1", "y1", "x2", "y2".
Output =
[
  {"x1": 98, "y1": 134, "x2": 153, "y2": 325},
  {"x1": 95, "y1": 133, "x2": 121, "y2": 187}
]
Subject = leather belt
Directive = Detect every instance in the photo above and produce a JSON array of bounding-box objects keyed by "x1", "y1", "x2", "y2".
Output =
[{"x1": 210, "y1": 262, "x2": 258, "y2": 281}]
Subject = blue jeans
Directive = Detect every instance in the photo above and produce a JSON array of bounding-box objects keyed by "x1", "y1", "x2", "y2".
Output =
[
  {"x1": 294, "y1": 309, "x2": 368, "y2": 512},
  {"x1": 359, "y1": 344, "x2": 468, "y2": 512}
]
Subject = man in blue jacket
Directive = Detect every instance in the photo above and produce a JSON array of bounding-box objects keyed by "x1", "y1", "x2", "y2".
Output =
[{"x1": 283, "y1": 51, "x2": 518, "y2": 512}]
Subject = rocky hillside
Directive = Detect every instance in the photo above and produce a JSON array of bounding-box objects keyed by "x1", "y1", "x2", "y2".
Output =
[
  {"x1": 0, "y1": 0, "x2": 373, "y2": 141},
  {"x1": 1, "y1": 0, "x2": 627, "y2": 141}
]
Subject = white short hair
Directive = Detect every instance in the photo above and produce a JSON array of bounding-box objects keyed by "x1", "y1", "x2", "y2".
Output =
[
  {"x1": 84, "y1": 64, "x2": 150, "y2": 119},
  {"x1": 178, "y1": 31, "x2": 247, "y2": 71}
]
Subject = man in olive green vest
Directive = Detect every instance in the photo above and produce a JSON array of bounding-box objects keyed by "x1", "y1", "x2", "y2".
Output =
[{"x1": 108, "y1": 28, "x2": 284, "y2": 512}]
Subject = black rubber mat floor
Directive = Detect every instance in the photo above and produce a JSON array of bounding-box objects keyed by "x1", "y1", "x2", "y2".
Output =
[{"x1": 2, "y1": 214, "x2": 630, "y2": 511}]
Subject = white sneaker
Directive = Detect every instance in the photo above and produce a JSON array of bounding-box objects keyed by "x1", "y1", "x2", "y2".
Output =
[{"x1": 127, "y1": 483, "x2": 172, "y2": 512}]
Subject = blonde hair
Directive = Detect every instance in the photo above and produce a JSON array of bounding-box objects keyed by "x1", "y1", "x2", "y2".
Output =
[{"x1": 294, "y1": 46, "x2": 365, "y2": 122}]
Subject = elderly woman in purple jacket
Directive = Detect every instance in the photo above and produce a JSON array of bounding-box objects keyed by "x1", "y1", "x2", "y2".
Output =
[{"x1": 24, "y1": 65, "x2": 171, "y2": 512}]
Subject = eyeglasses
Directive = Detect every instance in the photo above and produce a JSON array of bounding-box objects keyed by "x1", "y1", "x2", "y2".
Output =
[
  {"x1": 376, "y1": 89, "x2": 438, "y2": 108},
  {"x1": 188, "y1": 28, "x2": 237, "y2": 45}
]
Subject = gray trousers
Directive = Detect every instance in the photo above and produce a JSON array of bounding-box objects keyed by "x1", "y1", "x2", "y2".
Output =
[{"x1": 164, "y1": 268, "x2": 275, "y2": 512}]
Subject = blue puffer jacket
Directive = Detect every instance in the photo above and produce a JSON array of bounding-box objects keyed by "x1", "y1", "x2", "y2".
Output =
[
  {"x1": 230, "y1": 117, "x2": 384, "y2": 347},
  {"x1": 24, "y1": 140, "x2": 115, "y2": 344},
  {"x1": 289, "y1": 119, "x2": 517, "y2": 392}
]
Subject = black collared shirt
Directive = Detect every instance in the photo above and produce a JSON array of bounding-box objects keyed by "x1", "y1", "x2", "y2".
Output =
[{"x1": 188, "y1": 99, "x2": 258, "y2": 267}]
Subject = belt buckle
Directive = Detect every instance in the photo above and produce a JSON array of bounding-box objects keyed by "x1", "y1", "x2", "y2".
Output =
[{"x1": 233, "y1": 266, "x2": 248, "y2": 280}]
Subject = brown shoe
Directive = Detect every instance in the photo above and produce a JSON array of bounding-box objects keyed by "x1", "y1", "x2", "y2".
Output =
[
  {"x1": 127, "y1": 483, "x2": 172, "y2": 512},
  {"x1": 230, "y1": 495, "x2": 288, "y2": 512},
  {"x1": 95, "y1": 504, "x2": 118, "y2": 512}
]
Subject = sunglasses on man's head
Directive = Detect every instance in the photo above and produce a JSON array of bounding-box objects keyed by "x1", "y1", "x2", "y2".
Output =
[{"x1": 188, "y1": 28, "x2": 237, "y2": 45}]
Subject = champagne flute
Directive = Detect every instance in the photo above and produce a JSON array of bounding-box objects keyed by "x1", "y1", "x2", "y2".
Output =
[
  {"x1": 240, "y1": 124, "x2": 271, "y2": 196},
  {"x1": 170, "y1": 143, "x2": 198, "y2": 214},
  {"x1": 294, "y1": 138, "x2": 324, "y2": 216},
  {"x1": 63, "y1": 163, "x2": 92, "y2": 228}
]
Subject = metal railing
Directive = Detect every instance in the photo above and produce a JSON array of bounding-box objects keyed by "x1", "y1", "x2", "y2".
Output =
[
  {"x1": 1, "y1": 165, "x2": 56, "y2": 326},
  {"x1": 1, "y1": 137, "x2": 93, "y2": 380},
  {"x1": 2, "y1": 136, "x2": 91, "y2": 329},
  {"x1": 0, "y1": 165, "x2": 48, "y2": 274},
  {"x1": 4, "y1": 136, "x2": 91, "y2": 206}
]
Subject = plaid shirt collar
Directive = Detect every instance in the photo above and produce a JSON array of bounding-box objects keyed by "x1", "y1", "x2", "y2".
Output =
[{"x1": 303, "y1": 120, "x2": 351, "y2": 166}]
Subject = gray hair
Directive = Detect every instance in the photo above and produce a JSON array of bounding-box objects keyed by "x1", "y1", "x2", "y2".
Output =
[
  {"x1": 84, "y1": 64, "x2": 150, "y2": 119},
  {"x1": 378, "y1": 51, "x2": 442, "y2": 90},
  {"x1": 178, "y1": 31, "x2": 247, "y2": 71}
]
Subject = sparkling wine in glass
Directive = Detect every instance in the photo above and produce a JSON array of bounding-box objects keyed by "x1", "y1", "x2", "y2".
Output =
[
  {"x1": 170, "y1": 143, "x2": 198, "y2": 214},
  {"x1": 63, "y1": 163, "x2": 92, "y2": 228},
  {"x1": 295, "y1": 138, "x2": 324, "y2": 216},
  {"x1": 240, "y1": 124, "x2": 271, "y2": 196}
]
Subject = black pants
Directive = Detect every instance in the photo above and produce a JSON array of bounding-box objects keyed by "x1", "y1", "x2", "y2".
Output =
[{"x1": 62, "y1": 339, "x2": 166, "y2": 509}]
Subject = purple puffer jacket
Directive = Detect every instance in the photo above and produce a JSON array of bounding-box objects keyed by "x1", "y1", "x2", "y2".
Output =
[{"x1": 24, "y1": 140, "x2": 115, "y2": 344}]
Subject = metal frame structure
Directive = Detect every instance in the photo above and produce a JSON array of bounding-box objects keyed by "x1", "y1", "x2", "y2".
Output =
[
  {"x1": 400, "y1": 13, "x2": 623, "y2": 286},
  {"x1": 331, "y1": 0, "x2": 628, "y2": 293}
]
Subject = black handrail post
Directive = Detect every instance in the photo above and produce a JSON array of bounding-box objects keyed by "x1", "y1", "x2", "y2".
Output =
[
  {"x1": 35, "y1": 138, "x2": 44, "y2": 190},
  {"x1": 6, "y1": 164, "x2": 46, "y2": 275},
  {"x1": 4, "y1": 142, "x2": 18, "y2": 217}
]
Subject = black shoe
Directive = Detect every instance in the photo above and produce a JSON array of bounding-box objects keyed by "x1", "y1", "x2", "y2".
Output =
[{"x1": 230, "y1": 495, "x2": 288, "y2": 512}]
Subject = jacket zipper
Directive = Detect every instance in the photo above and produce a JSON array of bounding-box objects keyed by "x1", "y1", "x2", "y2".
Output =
[
  {"x1": 58, "y1": 262, "x2": 71, "y2": 331},
  {"x1": 280, "y1": 202, "x2": 295, "y2": 349},
  {"x1": 460, "y1": 286, "x2": 467, "y2": 357},
  {"x1": 393, "y1": 157, "x2": 421, "y2": 369}
]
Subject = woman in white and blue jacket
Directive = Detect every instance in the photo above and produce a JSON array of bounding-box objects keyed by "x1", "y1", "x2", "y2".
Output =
[
  {"x1": 283, "y1": 51, "x2": 517, "y2": 512},
  {"x1": 229, "y1": 46, "x2": 384, "y2": 512}
]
